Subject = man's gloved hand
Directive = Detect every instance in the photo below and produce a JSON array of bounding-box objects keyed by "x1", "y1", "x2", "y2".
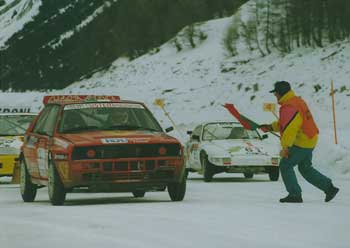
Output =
[
  {"x1": 279, "y1": 148, "x2": 289, "y2": 158},
  {"x1": 259, "y1": 124, "x2": 272, "y2": 133}
]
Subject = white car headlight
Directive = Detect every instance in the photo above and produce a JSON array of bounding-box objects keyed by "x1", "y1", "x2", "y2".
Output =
[{"x1": 271, "y1": 157, "x2": 279, "y2": 165}]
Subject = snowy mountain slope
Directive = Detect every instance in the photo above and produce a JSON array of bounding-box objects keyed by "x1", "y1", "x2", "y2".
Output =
[
  {"x1": 0, "y1": 0, "x2": 41, "y2": 48},
  {"x1": 0, "y1": 1, "x2": 349, "y2": 175}
]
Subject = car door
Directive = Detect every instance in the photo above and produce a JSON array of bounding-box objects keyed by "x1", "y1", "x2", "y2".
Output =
[
  {"x1": 187, "y1": 125, "x2": 202, "y2": 170},
  {"x1": 23, "y1": 107, "x2": 51, "y2": 179},
  {"x1": 24, "y1": 105, "x2": 60, "y2": 179}
]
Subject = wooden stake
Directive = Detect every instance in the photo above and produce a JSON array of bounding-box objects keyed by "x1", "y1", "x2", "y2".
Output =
[{"x1": 331, "y1": 80, "x2": 338, "y2": 145}]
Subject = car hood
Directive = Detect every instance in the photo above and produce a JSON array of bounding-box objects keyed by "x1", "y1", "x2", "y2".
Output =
[
  {"x1": 0, "y1": 136, "x2": 23, "y2": 154},
  {"x1": 58, "y1": 130, "x2": 179, "y2": 146},
  {"x1": 203, "y1": 139, "x2": 278, "y2": 157}
]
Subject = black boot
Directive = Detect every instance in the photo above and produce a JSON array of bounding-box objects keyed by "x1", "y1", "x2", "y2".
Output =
[
  {"x1": 279, "y1": 194, "x2": 303, "y2": 203},
  {"x1": 325, "y1": 184, "x2": 339, "y2": 202}
]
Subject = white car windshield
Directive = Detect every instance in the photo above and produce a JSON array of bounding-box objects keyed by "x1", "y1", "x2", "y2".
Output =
[
  {"x1": 58, "y1": 102, "x2": 162, "y2": 133},
  {"x1": 202, "y1": 123, "x2": 259, "y2": 141},
  {"x1": 0, "y1": 115, "x2": 35, "y2": 136}
]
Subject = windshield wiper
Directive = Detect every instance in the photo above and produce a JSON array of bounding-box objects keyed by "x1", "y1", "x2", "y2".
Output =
[
  {"x1": 105, "y1": 125, "x2": 159, "y2": 132},
  {"x1": 62, "y1": 126, "x2": 99, "y2": 133}
]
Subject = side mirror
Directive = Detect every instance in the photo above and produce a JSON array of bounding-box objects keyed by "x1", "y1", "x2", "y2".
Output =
[
  {"x1": 261, "y1": 134, "x2": 268, "y2": 140},
  {"x1": 165, "y1": 127, "x2": 174, "y2": 133},
  {"x1": 192, "y1": 134, "x2": 200, "y2": 141},
  {"x1": 187, "y1": 130, "x2": 193, "y2": 135}
]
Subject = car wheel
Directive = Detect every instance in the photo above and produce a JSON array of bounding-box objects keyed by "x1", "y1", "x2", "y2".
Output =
[
  {"x1": 201, "y1": 153, "x2": 214, "y2": 182},
  {"x1": 132, "y1": 190, "x2": 146, "y2": 198},
  {"x1": 269, "y1": 168, "x2": 279, "y2": 181},
  {"x1": 185, "y1": 169, "x2": 189, "y2": 178},
  {"x1": 20, "y1": 159, "x2": 37, "y2": 202},
  {"x1": 48, "y1": 161, "x2": 66, "y2": 206},
  {"x1": 168, "y1": 174, "x2": 186, "y2": 201},
  {"x1": 244, "y1": 172, "x2": 254, "y2": 179}
]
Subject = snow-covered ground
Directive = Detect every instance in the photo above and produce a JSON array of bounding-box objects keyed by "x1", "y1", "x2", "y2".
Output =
[{"x1": 0, "y1": 173, "x2": 348, "y2": 248}]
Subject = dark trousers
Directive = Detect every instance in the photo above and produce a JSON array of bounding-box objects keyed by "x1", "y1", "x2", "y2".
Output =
[{"x1": 279, "y1": 146, "x2": 332, "y2": 196}]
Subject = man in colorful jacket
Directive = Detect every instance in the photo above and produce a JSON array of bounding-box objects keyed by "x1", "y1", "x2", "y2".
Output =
[{"x1": 260, "y1": 81, "x2": 339, "y2": 203}]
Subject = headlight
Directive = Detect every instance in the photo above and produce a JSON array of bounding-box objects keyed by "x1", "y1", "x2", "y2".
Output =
[
  {"x1": 211, "y1": 157, "x2": 231, "y2": 165},
  {"x1": 271, "y1": 157, "x2": 279, "y2": 165}
]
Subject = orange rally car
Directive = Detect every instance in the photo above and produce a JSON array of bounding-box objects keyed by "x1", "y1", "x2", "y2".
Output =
[{"x1": 20, "y1": 95, "x2": 186, "y2": 205}]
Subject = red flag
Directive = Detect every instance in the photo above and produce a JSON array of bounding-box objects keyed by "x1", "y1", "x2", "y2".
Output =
[{"x1": 224, "y1": 104, "x2": 260, "y2": 130}]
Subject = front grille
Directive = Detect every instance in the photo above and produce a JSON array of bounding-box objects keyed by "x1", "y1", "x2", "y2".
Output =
[
  {"x1": 72, "y1": 144, "x2": 181, "y2": 160},
  {"x1": 83, "y1": 160, "x2": 166, "y2": 172},
  {"x1": 80, "y1": 159, "x2": 176, "y2": 182},
  {"x1": 82, "y1": 169, "x2": 175, "y2": 181}
]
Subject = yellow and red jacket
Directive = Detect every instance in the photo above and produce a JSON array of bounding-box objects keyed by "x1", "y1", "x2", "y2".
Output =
[{"x1": 271, "y1": 90, "x2": 319, "y2": 149}]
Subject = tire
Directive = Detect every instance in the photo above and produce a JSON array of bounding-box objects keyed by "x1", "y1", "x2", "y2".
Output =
[
  {"x1": 48, "y1": 161, "x2": 66, "y2": 206},
  {"x1": 269, "y1": 168, "x2": 280, "y2": 181},
  {"x1": 168, "y1": 174, "x2": 186, "y2": 201},
  {"x1": 201, "y1": 153, "x2": 214, "y2": 182},
  {"x1": 132, "y1": 190, "x2": 146, "y2": 198},
  {"x1": 244, "y1": 172, "x2": 254, "y2": 179},
  {"x1": 20, "y1": 159, "x2": 37, "y2": 202},
  {"x1": 185, "y1": 169, "x2": 189, "y2": 179}
]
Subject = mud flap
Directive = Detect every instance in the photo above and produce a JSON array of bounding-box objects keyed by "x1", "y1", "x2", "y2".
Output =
[{"x1": 11, "y1": 159, "x2": 20, "y2": 184}]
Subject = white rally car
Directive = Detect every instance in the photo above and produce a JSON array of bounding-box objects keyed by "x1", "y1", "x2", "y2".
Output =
[{"x1": 185, "y1": 121, "x2": 280, "y2": 182}]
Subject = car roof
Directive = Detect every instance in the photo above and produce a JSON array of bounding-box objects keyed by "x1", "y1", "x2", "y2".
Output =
[
  {"x1": 43, "y1": 95, "x2": 145, "y2": 106},
  {"x1": 202, "y1": 121, "x2": 241, "y2": 125}
]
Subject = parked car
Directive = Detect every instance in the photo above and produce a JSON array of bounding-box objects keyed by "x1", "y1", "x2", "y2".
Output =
[
  {"x1": 185, "y1": 121, "x2": 280, "y2": 182},
  {"x1": 20, "y1": 95, "x2": 186, "y2": 205},
  {"x1": 0, "y1": 112, "x2": 37, "y2": 177}
]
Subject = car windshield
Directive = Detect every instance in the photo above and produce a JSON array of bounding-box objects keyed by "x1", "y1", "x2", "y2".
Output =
[
  {"x1": 58, "y1": 102, "x2": 163, "y2": 133},
  {"x1": 202, "y1": 123, "x2": 259, "y2": 141},
  {"x1": 0, "y1": 115, "x2": 36, "y2": 136}
]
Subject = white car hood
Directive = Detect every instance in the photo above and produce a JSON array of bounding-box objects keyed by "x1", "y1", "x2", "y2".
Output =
[
  {"x1": 203, "y1": 139, "x2": 278, "y2": 157},
  {"x1": 0, "y1": 136, "x2": 23, "y2": 155}
]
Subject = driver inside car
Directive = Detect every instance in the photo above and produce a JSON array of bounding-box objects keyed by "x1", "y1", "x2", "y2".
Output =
[{"x1": 107, "y1": 109, "x2": 129, "y2": 126}]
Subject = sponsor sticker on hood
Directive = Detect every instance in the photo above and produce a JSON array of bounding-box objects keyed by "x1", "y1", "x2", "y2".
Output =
[
  {"x1": 101, "y1": 138, "x2": 129, "y2": 144},
  {"x1": 228, "y1": 146, "x2": 242, "y2": 153}
]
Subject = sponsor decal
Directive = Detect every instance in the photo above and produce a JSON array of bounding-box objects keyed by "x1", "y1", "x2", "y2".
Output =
[
  {"x1": 37, "y1": 148, "x2": 48, "y2": 177},
  {"x1": 228, "y1": 146, "x2": 242, "y2": 153},
  {"x1": 0, "y1": 107, "x2": 31, "y2": 113},
  {"x1": 101, "y1": 138, "x2": 129, "y2": 144},
  {"x1": 64, "y1": 103, "x2": 144, "y2": 110},
  {"x1": 132, "y1": 138, "x2": 151, "y2": 143}
]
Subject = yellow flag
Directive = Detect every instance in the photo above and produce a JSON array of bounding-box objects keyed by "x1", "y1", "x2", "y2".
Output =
[
  {"x1": 154, "y1": 99, "x2": 165, "y2": 108},
  {"x1": 263, "y1": 103, "x2": 276, "y2": 112}
]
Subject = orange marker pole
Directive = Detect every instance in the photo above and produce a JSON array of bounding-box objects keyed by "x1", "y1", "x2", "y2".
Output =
[{"x1": 331, "y1": 80, "x2": 338, "y2": 145}]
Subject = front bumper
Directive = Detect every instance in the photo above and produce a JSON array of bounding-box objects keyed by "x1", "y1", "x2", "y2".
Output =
[
  {"x1": 55, "y1": 157, "x2": 185, "y2": 189},
  {"x1": 211, "y1": 155, "x2": 279, "y2": 167},
  {"x1": 0, "y1": 155, "x2": 17, "y2": 176}
]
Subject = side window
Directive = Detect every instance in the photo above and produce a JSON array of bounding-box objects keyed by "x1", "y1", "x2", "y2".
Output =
[
  {"x1": 33, "y1": 106, "x2": 53, "y2": 134},
  {"x1": 41, "y1": 105, "x2": 60, "y2": 136},
  {"x1": 33, "y1": 105, "x2": 60, "y2": 136}
]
